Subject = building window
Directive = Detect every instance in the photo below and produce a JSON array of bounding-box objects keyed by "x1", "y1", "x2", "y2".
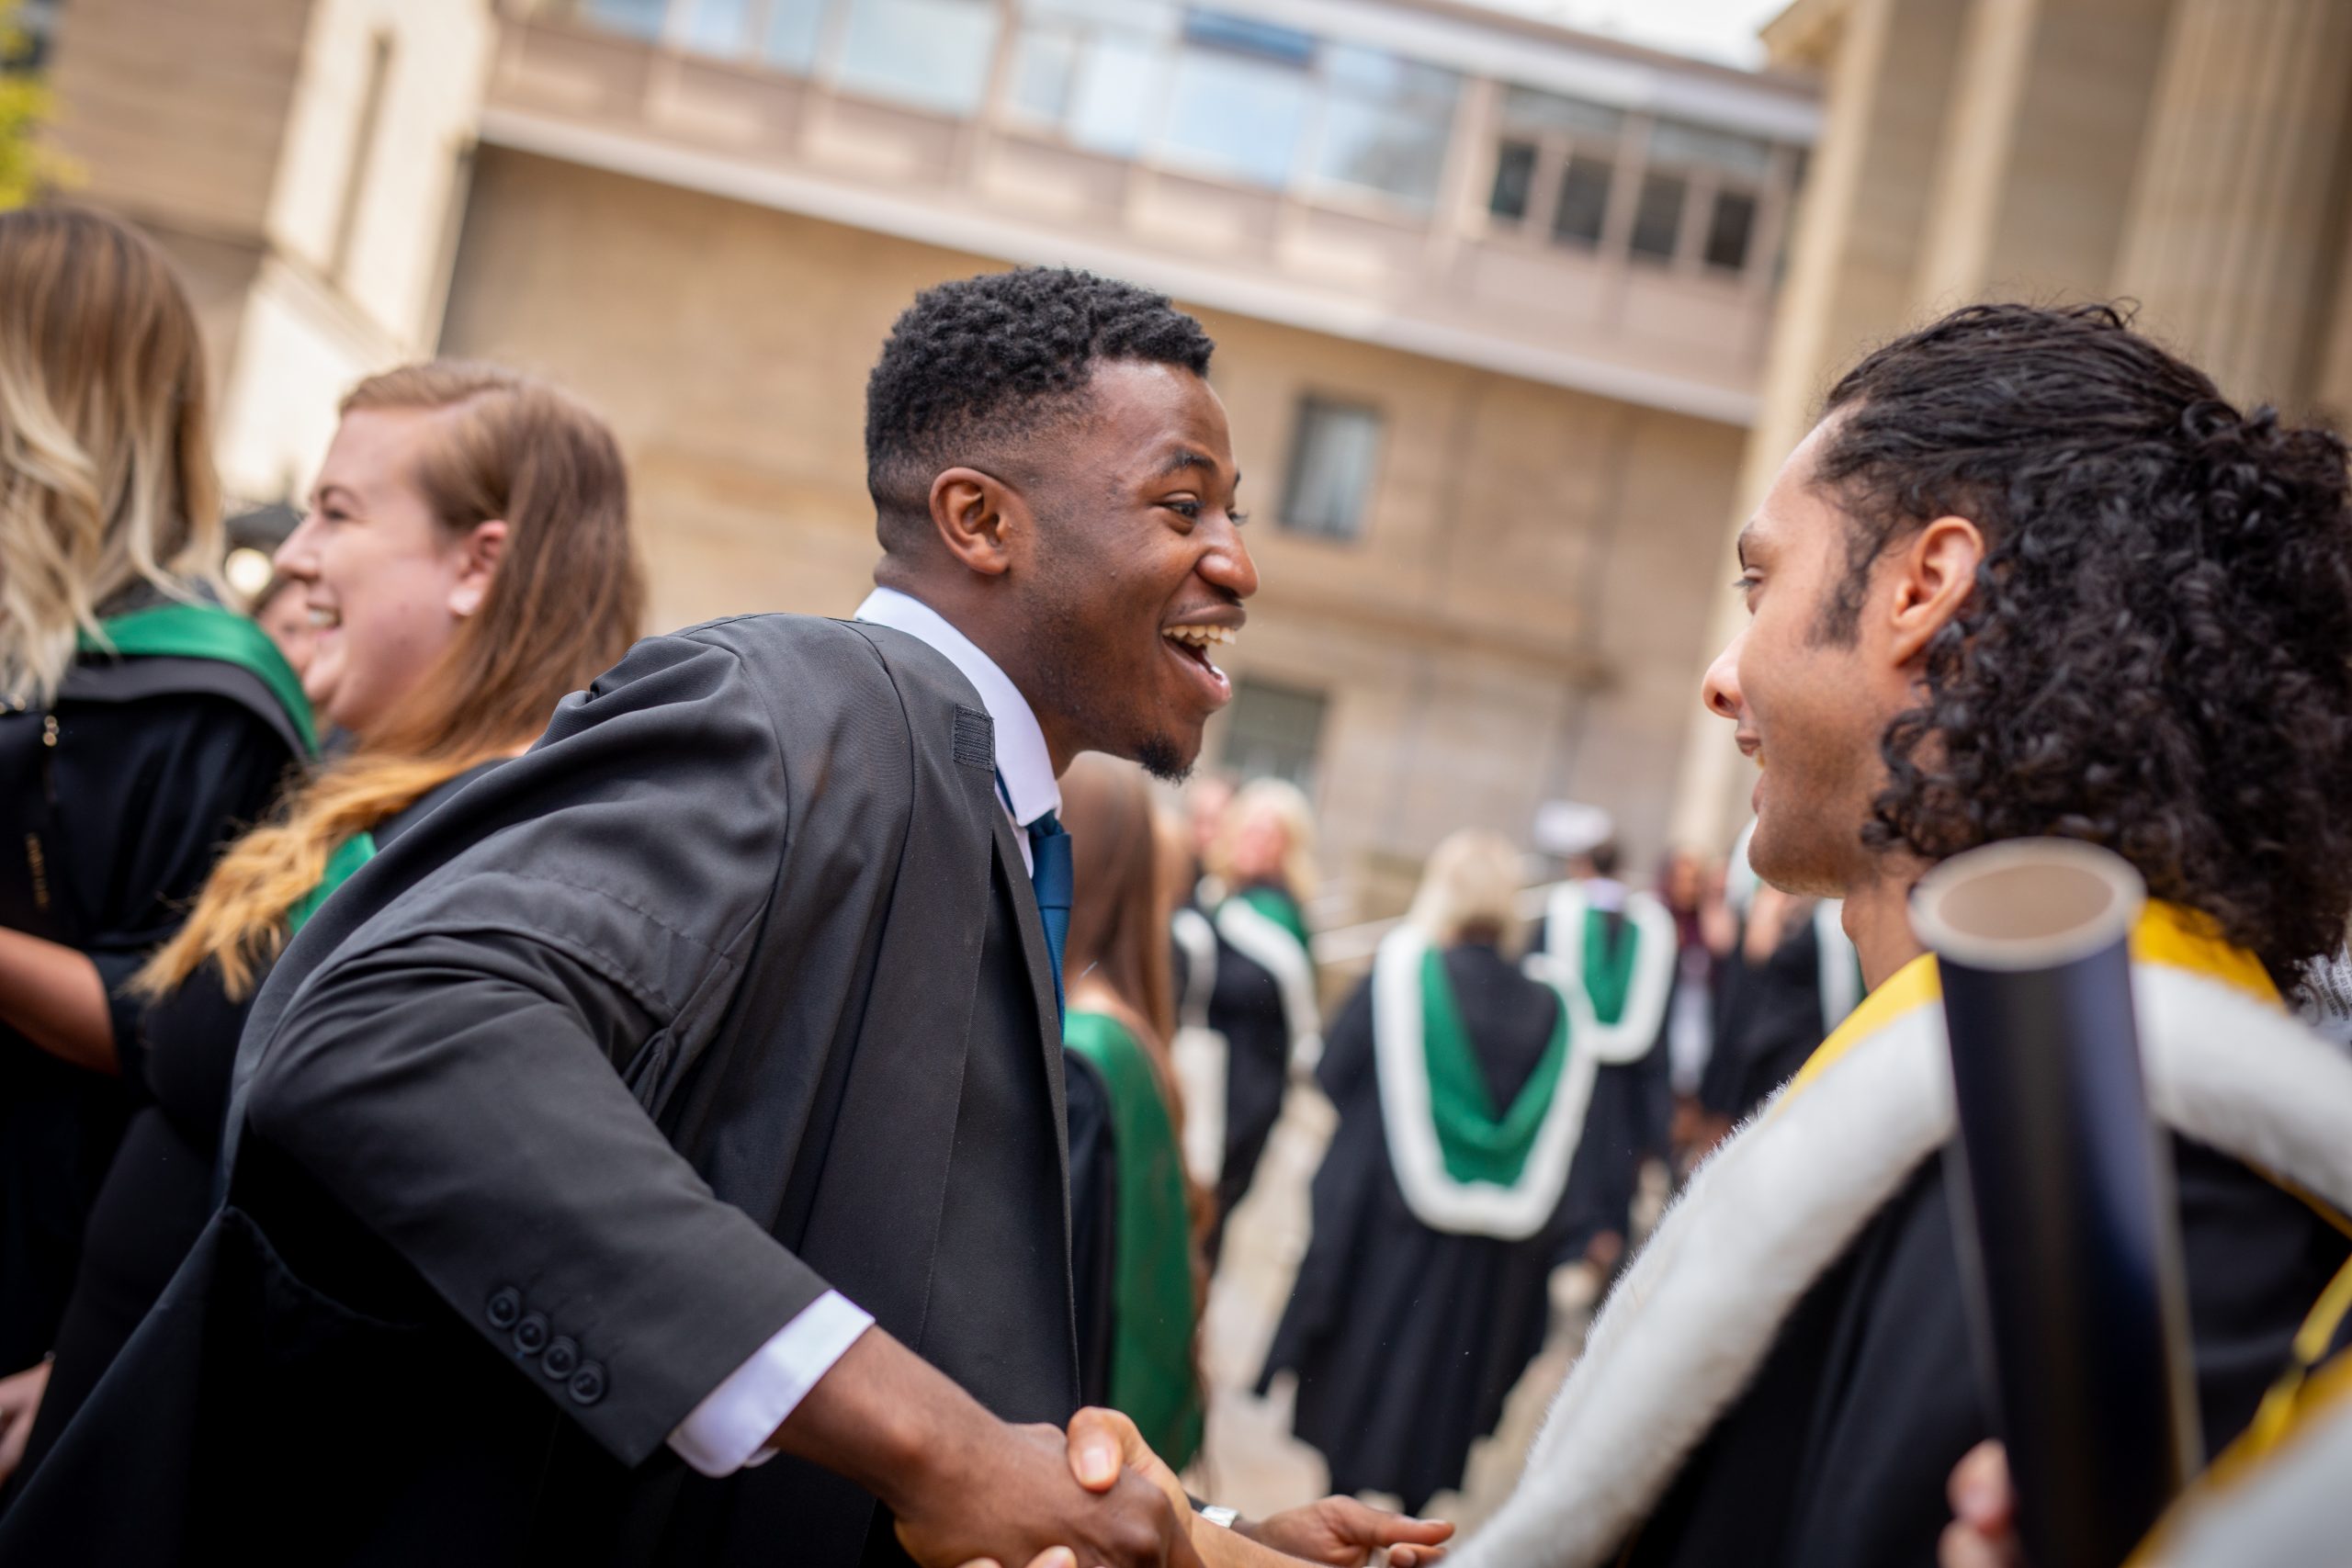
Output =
[
  {"x1": 1159, "y1": 10, "x2": 1316, "y2": 188},
  {"x1": 1638, "y1": 117, "x2": 1772, "y2": 273},
  {"x1": 1628, "y1": 170, "x2": 1687, "y2": 261},
  {"x1": 330, "y1": 34, "x2": 395, "y2": 286},
  {"x1": 1551, "y1": 152, "x2": 1614, "y2": 246},
  {"x1": 1281, "y1": 398, "x2": 1382, "y2": 541},
  {"x1": 1486, "y1": 85, "x2": 1626, "y2": 248},
  {"x1": 759, "y1": 0, "x2": 828, "y2": 70},
  {"x1": 1309, "y1": 44, "x2": 1459, "y2": 213},
  {"x1": 1221, "y1": 677, "x2": 1328, "y2": 794},
  {"x1": 575, "y1": 0, "x2": 668, "y2": 40},
  {"x1": 1704, "y1": 187, "x2": 1758, "y2": 272},
  {"x1": 1003, "y1": 5, "x2": 1457, "y2": 210},
  {"x1": 833, "y1": 0, "x2": 1001, "y2": 116},
  {"x1": 1488, "y1": 140, "x2": 1536, "y2": 220}
]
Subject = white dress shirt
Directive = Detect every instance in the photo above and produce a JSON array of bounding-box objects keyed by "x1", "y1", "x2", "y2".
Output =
[{"x1": 664, "y1": 588, "x2": 1060, "y2": 1477}]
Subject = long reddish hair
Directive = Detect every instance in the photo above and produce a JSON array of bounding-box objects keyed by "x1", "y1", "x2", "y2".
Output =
[{"x1": 141, "y1": 364, "x2": 645, "y2": 997}]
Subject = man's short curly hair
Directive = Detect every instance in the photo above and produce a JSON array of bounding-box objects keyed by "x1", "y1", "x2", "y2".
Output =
[
  {"x1": 1815, "y1": 301, "x2": 2352, "y2": 976},
  {"x1": 864, "y1": 267, "x2": 1214, "y2": 540}
]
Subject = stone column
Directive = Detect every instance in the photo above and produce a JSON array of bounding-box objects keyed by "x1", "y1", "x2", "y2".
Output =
[
  {"x1": 1667, "y1": 0, "x2": 1974, "y2": 852},
  {"x1": 2111, "y1": 0, "x2": 2352, "y2": 409}
]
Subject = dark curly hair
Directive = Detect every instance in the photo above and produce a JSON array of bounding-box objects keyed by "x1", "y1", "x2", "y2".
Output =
[
  {"x1": 864, "y1": 267, "x2": 1214, "y2": 545},
  {"x1": 1815, "y1": 301, "x2": 2352, "y2": 977}
]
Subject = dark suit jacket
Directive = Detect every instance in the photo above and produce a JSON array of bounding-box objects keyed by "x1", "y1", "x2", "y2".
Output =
[{"x1": 0, "y1": 616, "x2": 1078, "y2": 1568}]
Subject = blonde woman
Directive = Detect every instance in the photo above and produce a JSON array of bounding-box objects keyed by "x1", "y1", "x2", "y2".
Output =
[
  {"x1": 0, "y1": 208, "x2": 312, "y2": 1435},
  {"x1": 1257, "y1": 829, "x2": 1591, "y2": 1516},
  {"x1": 10, "y1": 363, "x2": 643, "y2": 1481},
  {"x1": 1202, "y1": 775, "x2": 1320, "y2": 1258}
]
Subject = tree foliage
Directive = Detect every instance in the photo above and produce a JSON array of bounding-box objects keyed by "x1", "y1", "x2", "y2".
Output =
[{"x1": 0, "y1": 6, "x2": 60, "y2": 210}]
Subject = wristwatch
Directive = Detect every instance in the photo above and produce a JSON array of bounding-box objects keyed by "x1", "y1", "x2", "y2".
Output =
[{"x1": 1195, "y1": 1503, "x2": 1241, "y2": 1530}]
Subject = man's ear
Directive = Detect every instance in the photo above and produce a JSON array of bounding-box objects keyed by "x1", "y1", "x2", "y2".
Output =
[
  {"x1": 928, "y1": 467, "x2": 1031, "y2": 579},
  {"x1": 1885, "y1": 515, "x2": 1983, "y2": 666}
]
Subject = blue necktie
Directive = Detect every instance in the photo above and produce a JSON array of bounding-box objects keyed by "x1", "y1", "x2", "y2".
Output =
[{"x1": 1027, "y1": 809, "x2": 1072, "y2": 1023}]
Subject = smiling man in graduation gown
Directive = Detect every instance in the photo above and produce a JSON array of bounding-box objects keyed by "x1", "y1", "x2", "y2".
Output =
[
  {"x1": 1448, "y1": 302, "x2": 2352, "y2": 1568},
  {"x1": 0, "y1": 269, "x2": 1259, "y2": 1568}
]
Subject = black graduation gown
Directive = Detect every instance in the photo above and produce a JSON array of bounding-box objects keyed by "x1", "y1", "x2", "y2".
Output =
[
  {"x1": 1257, "y1": 942, "x2": 1569, "y2": 1513},
  {"x1": 1624, "y1": 1138, "x2": 2349, "y2": 1567},
  {"x1": 1537, "y1": 904, "x2": 1673, "y2": 1263},
  {"x1": 0, "y1": 652, "x2": 297, "y2": 1375},
  {"x1": 17, "y1": 762, "x2": 504, "y2": 1474},
  {"x1": 0, "y1": 616, "x2": 1076, "y2": 1568},
  {"x1": 1204, "y1": 909, "x2": 1293, "y2": 1261},
  {"x1": 1699, "y1": 911, "x2": 1828, "y2": 1124}
]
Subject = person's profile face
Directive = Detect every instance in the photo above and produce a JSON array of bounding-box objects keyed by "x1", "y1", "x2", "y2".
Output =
[
  {"x1": 1227, "y1": 806, "x2": 1290, "y2": 886},
  {"x1": 273, "y1": 408, "x2": 485, "y2": 743},
  {"x1": 1702, "y1": 419, "x2": 1892, "y2": 898},
  {"x1": 1017, "y1": 360, "x2": 1257, "y2": 779}
]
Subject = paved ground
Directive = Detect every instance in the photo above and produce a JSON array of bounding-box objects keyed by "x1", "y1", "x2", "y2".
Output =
[{"x1": 1177, "y1": 1083, "x2": 1645, "y2": 1539}]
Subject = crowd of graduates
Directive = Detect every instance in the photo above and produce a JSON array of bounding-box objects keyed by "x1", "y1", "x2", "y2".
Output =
[{"x1": 8, "y1": 197, "x2": 2352, "y2": 1568}]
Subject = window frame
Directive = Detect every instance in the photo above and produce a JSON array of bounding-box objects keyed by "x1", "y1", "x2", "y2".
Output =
[{"x1": 1278, "y1": 393, "x2": 1385, "y2": 544}]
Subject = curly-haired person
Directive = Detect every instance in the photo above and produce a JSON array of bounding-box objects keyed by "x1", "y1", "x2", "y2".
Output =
[{"x1": 1447, "y1": 303, "x2": 2352, "y2": 1568}]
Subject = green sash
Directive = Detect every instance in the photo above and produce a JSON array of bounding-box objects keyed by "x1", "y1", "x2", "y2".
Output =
[
  {"x1": 287, "y1": 831, "x2": 377, "y2": 936},
  {"x1": 1420, "y1": 947, "x2": 1571, "y2": 1187},
  {"x1": 78, "y1": 602, "x2": 318, "y2": 753},
  {"x1": 80, "y1": 604, "x2": 370, "y2": 933},
  {"x1": 1581, "y1": 913, "x2": 1642, "y2": 1027},
  {"x1": 1238, "y1": 885, "x2": 1310, "y2": 952},
  {"x1": 1065, "y1": 1009, "x2": 1204, "y2": 1470}
]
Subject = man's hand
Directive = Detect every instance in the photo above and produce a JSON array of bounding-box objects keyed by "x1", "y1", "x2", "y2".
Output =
[
  {"x1": 894, "y1": 1420, "x2": 1201, "y2": 1568},
  {"x1": 1239, "y1": 1496, "x2": 1453, "y2": 1566},
  {"x1": 0, "y1": 1358, "x2": 51, "y2": 1483},
  {"x1": 1056, "y1": 1406, "x2": 1453, "y2": 1566},
  {"x1": 768, "y1": 1328, "x2": 1200, "y2": 1568},
  {"x1": 1939, "y1": 1440, "x2": 2021, "y2": 1568}
]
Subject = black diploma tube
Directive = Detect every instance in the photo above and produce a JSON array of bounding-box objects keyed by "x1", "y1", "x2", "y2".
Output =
[{"x1": 1910, "y1": 840, "x2": 2199, "y2": 1568}]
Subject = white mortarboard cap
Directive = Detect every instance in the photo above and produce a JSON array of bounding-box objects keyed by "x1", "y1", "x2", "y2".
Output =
[{"x1": 1532, "y1": 800, "x2": 1614, "y2": 860}]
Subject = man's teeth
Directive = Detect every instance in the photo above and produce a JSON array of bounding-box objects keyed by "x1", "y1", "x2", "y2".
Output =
[
  {"x1": 1163, "y1": 626, "x2": 1236, "y2": 648},
  {"x1": 307, "y1": 608, "x2": 340, "y2": 628}
]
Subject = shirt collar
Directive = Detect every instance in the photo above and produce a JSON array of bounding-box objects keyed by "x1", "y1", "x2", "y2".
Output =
[{"x1": 854, "y1": 586, "x2": 1060, "y2": 828}]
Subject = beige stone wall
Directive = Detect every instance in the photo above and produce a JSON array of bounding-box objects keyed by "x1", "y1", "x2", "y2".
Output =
[
  {"x1": 437, "y1": 149, "x2": 1746, "y2": 910},
  {"x1": 47, "y1": 0, "x2": 314, "y2": 243},
  {"x1": 47, "y1": 0, "x2": 501, "y2": 502}
]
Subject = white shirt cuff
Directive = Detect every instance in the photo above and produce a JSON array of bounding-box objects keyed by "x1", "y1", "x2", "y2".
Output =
[{"x1": 666, "y1": 1290, "x2": 874, "y2": 1478}]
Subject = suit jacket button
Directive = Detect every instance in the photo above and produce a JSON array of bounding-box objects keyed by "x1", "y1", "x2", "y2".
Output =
[
  {"x1": 568, "y1": 1362, "x2": 606, "y2": 1405},
  {"x1": 514, "y1": 1312, "x2": 550, "y2": 1356},
  {"x1": 486, "y1": 1287, "x2": 523, "y2": 1330},
  {"x1": 542, "y1": 1337, "x2": 579, "y2": 1379}
]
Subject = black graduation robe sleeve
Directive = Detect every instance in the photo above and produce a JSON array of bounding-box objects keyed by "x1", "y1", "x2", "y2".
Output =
[
  {"x1": 77, "y1": 694, "x2": 293, "y2": 1083},
  {"x1": 237, "y1": 633, "x2": 829, "y2": 1466}
]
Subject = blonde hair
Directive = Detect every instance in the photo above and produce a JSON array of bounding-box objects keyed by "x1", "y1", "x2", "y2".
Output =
[
  {"x1": 140, "y1": 363, "x2": 646, "y2": 998},
  {"x1": 1408, "y1": 829, "x2": 1531, "y2": 956},
  {"x1": 1215, "y1": 776, "x2": 1320, "y2": 906},
  {"x1": 0, "y1": 206, "x2": 222, "y2": 705}
]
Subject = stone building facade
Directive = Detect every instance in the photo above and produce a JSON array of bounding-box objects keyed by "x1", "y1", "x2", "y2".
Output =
[
  {"x1": 1670, "y1": 0, "x2": 2352, "y2": 848},
  {"x1": 39, "y1": 0, "x2": 1820, "y2": 918}
]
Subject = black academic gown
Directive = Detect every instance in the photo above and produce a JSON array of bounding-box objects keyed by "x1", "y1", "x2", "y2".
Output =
[
  {"x1": 1539, "y1": 903, "x2": 1673, "y2": 1264},
  {"x1": 1625, "y1": 1140, "x2": 2349, "y2": 1567},
  {"x1": 0, "y1": 617, "x2": 1076, "y2": 1568},
  {"x1": 1257, "y1": 942, "x2": 1570, "y2": 1513},
  {"x1": 0, "y1": 649, "x2": 298, "y2": 1376},
  {"x1": 17, "y1": 761, "x2": 504, "y2": 1475},
  {"x1": 1699, "y1": 911, "x2": 1828, "y2": 1124},
  {"x1": 1204, "y1": 904, "x2": 1294, "y2": 1261}
]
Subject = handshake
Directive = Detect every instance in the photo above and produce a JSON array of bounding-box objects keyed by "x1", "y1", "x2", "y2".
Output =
[{"x1": 899, "y1": 1406, "x2": 1453, "y2": 1568}]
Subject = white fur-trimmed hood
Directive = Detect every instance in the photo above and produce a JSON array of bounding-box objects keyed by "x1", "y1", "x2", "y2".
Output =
[{"x1": 1452, "y1": 965, "x2": 2352, "y2": 1568}]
